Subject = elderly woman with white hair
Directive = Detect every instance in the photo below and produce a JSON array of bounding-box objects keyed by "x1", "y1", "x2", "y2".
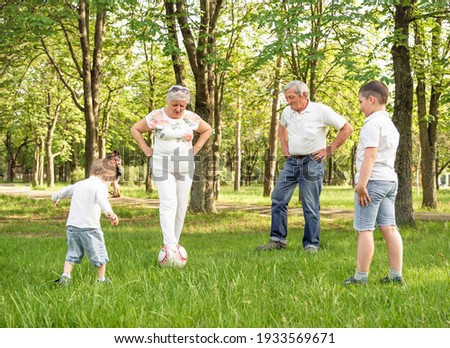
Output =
[{"x1": 131, "y1": 85, "x2": 212, "y2": 247}]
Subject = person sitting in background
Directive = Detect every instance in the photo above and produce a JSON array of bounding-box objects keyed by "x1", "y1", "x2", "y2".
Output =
[{"x1": 108, "y1": 150, "x2": 123, "y2": 198}]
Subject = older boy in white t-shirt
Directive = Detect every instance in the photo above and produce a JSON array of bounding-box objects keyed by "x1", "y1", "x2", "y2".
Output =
[{"x1": 344, "y1": 80, "x2": 405, "y2": 285}]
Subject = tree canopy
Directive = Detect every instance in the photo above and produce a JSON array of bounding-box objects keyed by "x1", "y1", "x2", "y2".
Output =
[{"x1": 1, "y1": 0, "x2": 449, "y2": 219}]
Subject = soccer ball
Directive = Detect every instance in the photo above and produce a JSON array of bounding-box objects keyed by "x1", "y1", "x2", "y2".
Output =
[{"x1": 158, "y1": 243, "x2": 188, "y2": 268}]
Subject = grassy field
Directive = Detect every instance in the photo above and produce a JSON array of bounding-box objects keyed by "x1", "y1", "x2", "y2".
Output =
[
  {"x1": 119, "y1": 183, "x2": 450, "y2": 213},
  {"x1": 0, "y1": 187, "x2": 449, "y2": 328}
]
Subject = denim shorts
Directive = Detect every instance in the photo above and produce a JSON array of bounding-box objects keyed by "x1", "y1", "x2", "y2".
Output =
[
  {"x1": 353, "y1": 180, "x2": 398, "y2": 231},
  {"x1": 65, "y1": 225, "x2": 109, "y2": 268}
]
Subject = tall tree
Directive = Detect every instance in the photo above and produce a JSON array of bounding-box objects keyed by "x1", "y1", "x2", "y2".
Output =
[
  {"x1": 413, "y1": 1, "x2": 449, "y2": 207},
  {"x1": 263, "y1": 55, "x2": 283, "y2": 197},
  {"x1": 213, "y1": 0, "x2": 255, "y2": 197},
  {"x1": 5, "y1": 132, "x2": 29, "y2": 182},
  {"x1": 391, "y1": 2, "x2": 415, "y2": 225},
  {"x1": 33, "y1": 135, "x2": 45, "y2": 187},
  {"x1": 44, "y1": 90, "x2": 64, "y2": 187},
  {"x1": 164, "y1": 1, "x2": 187, "y2": 86},
  {"x1": 40, "y1": 0, "x2": 107, "y2": 177},
  {"x1": 173, "y1": 0, "x2": 224, "y2": 212}
]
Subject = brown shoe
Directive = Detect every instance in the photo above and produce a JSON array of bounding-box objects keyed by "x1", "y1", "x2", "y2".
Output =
[{"x1": 256, "y1": 240, "x2": 287, "y2": 251}]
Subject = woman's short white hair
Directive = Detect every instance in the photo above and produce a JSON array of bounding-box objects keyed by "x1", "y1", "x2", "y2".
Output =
[
  {"x1": 166, "y1": 85, "x2": 191, "y2": 104},
  {"x1": 283, "y1": 80, "x2": 309, "y2": 96}
]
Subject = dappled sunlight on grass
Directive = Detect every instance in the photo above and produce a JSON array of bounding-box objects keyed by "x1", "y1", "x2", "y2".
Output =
[{"x1": 1, "y1": 194, "x2": 449, "y2": 328}]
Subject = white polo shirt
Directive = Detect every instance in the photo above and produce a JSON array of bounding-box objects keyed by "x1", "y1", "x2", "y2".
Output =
[
  {"x1": 280, "y1": 101, "x2": 347, "y2": 155},
  {"x1": 355, "y1": 111, "x2": 399, "y2": 183}
]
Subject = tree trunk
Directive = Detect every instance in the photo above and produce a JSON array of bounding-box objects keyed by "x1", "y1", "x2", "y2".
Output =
[
  {"x1": 264, "y1": 55, "x2": 283, "y2": 197},
  {"x1": 37, "y1": 139, "x2": 44, "y2": 186},
  {"x1": 6, "y1": 132, "x2": 14, "y2": 182},
  {"x1": 46, "y1": 145, "x2": 55, "y2": 187},
  {"x1": 326, "y1": 154, "x2": 333, "y2": 185},
  {"x1": 33, "y1": 137, "x2": 45, "y2": 187},
  {"x1": 42, "y1": 1, "x2": 106, "y2": 177},
  {"x1": 32, "y1": 138, "x2": 40, "y2": 187},
  {"x1": 45, "y1": 93, "x2": 62, "y2": 188},
  {"x1": 351, "y1": 144, "x2": 356, "y2": 187},
  {"x1": 212, "y1": 79, "x2": 223, "y2": 200},
  {"x1": 175, "y1": 0, "x2": 223, "y2": 213},
  {"x1": 234, "y1": 86, "x2": 241, "y2": 192},
  {"x1": 145, "y1": 133, "x2": 154, "y2": 193},
  {"x1": 190, "y1": 73, "x2": 215, "y2": 212},
  {"x1": 78, "y1": 1, "x2": 106, "y2": 177},
  {"x1": 70, "y1": 142, "x2": 79, "y2": 183},
  {"x1": 164, "y1": 0, "x2": 186, "y2": 85},
  {"x1": 391, "y1": 3, "x2": 415, "y2": 226},
  {"x1": 416, "y1": 45, "x2": 436, "y2": 207},
  {"x1": 308, "y1": 0, "x2": 322, "y2": 102},
  {"x1": 6, "y1": 132, "x2": 29, "y2": 183},
  {"x1": 143, "y1": 42, "x2": 156, "y2": 193},
  {"x1": 417, "y1": 17, "x2": 442, "y2": 208},
  {"x1": 212, "y1": 0, "x2": 245, "y2": 200}
]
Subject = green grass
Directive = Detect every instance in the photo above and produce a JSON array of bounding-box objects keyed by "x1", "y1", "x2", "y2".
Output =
[
  {"x1": 215, "y1": 184, "x2": 450, "y2": 213},
  {"x1": 6, "y1": 180, "x2": 450, "y2": 213},
  {"x1": 0, "y1": 193, "x2": 449, "y2": 328}
]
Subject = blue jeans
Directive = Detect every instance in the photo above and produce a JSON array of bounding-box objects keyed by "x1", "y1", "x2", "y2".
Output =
[{"x1": 270, "y1": 156, "x2": 324, "y2": 248}]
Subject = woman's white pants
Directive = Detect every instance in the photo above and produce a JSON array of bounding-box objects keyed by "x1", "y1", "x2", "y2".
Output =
[{"x1": 154, "y1": 172, "x2": 193, "y2": 245}]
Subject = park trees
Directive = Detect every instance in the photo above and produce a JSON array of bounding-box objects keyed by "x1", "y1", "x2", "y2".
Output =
[
  {"x1": 1, "y1": 0, "x2": 449, "y2": 218},
  {"x1": 168, "y1": 0, "x2": 225, "y2": 213},
  {"x1": 412, "y1": 1, "x2": 450, "y2": 208},
  {"x1": 391, "y1": 2, "x2": 416, "y2": 225}
]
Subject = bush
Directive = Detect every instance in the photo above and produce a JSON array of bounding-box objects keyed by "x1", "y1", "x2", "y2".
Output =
[{"x1": 71, "y1": 168, "x2": 85, "y2": 183}]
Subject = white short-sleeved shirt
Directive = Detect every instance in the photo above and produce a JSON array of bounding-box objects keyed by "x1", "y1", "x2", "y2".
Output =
[
  {"x1": 355, "y1": 111, "x2": 399, "y2": 183},
  {"x1": 280, "y1": 101, "x2": 347, "y2": 155},
  {"x1": 145, "y1": 108, "x2": 201, "y2": 173},
  {"x1": 51, "y1": 176, "x2": 113, "y2": 229}
]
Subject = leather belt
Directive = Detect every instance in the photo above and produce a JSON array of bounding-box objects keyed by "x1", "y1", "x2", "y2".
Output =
[{"x1": 291, "y1": 154, "x2": 311, "y2": 159}]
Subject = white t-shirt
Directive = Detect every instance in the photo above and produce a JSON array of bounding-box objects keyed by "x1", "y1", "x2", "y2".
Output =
[
  {"x1": 280, "y1": 101, "x2": 347, "y2": 155},
  {"x1": 51, "y1": 176, "x2": 113, "y2": 228},
  {"x1": 145, "y1": 108, "x2": 201, "y2": 173},
  {"x1": 355, "y1": 111, "x2": 399, "y2": 183}
]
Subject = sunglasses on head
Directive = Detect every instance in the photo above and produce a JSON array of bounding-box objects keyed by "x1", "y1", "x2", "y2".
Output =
[{"x1": 169, "y1": 86, "x2": 190, "y2": 94}]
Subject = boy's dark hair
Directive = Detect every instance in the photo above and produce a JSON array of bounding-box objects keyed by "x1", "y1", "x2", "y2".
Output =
[{"x1": 359, "y1": 80, "x2": 389, "y2": 105}]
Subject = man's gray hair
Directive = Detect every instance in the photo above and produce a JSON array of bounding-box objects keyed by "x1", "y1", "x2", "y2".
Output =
[{"x1": 283, "y1": 80, "x2": 309, "y2": 96}]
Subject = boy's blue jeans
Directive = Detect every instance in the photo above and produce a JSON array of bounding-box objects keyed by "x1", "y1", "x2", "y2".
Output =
[{"x1": 270, "y1": 156, "x2": 324, "y2": 248}]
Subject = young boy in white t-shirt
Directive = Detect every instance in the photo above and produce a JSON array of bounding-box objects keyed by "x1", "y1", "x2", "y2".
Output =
[
  {"x1": 344, "y1": 80, "x2": 405, "y2": 285},
  {"x1": 52, "y1": 158, "x2": 119, "y2": 287}
]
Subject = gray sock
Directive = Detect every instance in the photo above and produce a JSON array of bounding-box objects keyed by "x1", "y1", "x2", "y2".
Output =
[
  {"x1": 354, "y1": 270, "x2": 368, "y2": 280},
  {"x1": 388, "y1": 269, "x2": 402, "y2": 279}
]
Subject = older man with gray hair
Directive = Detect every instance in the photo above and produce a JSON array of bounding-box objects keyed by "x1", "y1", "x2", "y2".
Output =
[{"x1": 257, "y1": 80, "x2": 353, "y2": 253}]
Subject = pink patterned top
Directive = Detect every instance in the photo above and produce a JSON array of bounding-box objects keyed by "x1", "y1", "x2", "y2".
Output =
[{"x1": 145, "y1": 108, "x2": 201, "y2": 173}]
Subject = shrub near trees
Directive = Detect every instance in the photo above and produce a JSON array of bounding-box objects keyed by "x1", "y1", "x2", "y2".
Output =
[{"x1": 1, "y1": 1, "x2": 449, "y2": 221}]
